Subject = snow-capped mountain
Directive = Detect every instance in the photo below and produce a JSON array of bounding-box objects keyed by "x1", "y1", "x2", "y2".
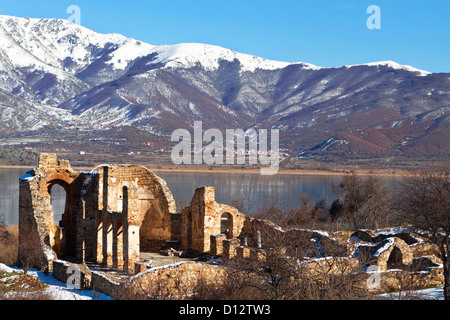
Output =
[{"x1": 0, "y1": 15, "x2": 449, "y2": 157}]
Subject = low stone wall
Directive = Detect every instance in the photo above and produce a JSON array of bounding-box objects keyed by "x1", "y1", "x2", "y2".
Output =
[
  {"x1": 91, "y1": 271, "x2": 122, "y2": 299},
  {"x1": 52, "y1": 260, "x2": 86, "y2": 289},
  {"x1": 124, "y1": 261, "x2": 226, "y2": 299},
  {"x1": 362, "y1": 266, "x2": 444, "y2": 294},
  {"x1": 302, "y1": 257, "x2": 360, "y2": 277}
]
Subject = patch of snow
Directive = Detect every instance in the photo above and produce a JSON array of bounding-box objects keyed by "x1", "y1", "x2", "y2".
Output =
[
  {"x1": 373, "y1": 227, "x2": 410, "y2": 235},
  {"x1": 130, "y1": 261, "x2": 189, "y2": 281},
  {"x1": 19, "y1": 173, "x2": 35, "y2": 181},
  {"x1": 374, "y1": 238, "x2": 394, "y2": 257},
  {"x1": 91, "y1": 270, "x2": 121, "y2": 286},
  {"x1": 43, "y1": 246, "x2": 56, "y2": 261},
  {"x1": 106, "y1": 39, "x2": 156, "y2": 70},
  {"x1": 377, "y1": 286, "x2": 444, "y2": 300},
  {"x1": 392, "y1": 120, "x2": 402, "y2": 128},
  {"x1": 0, "y1": 263, "x2": 17, "y2": 273},
  {"x1": 0, "y1": 263, "x2": 113, "y2": 300},
  {"x1": 149, "y1": 43, "x2": 295, "y2": 72},
  {"x1": 345, "y1": 60, "x2": 431, "y2": 77}
]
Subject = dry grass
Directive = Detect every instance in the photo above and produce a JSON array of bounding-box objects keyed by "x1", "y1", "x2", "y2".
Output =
[{"x1": 0, "y1": 224, "x2": 18, "y2": 265}]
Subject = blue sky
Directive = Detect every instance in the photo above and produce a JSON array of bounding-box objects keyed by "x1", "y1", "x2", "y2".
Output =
[{"x1": 1, "y1": 0, "x2": 449, "y2": 73}]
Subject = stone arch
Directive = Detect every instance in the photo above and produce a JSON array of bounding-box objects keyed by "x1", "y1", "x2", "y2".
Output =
[
  {"x1": 48, "y1": 183, "x2": 67, "y2": 224},
  {"x1": 387, "y1": 246, "x2": 403, "y2": 269},
  {"x1": 375, "y1": 237, "x2": 413, "y2": 271},
  {"x1": 47, "y1": 179, "x2": 71, "y2": 220},
  {"x1": 18, "y1": 153, "x2": 82, "y2": 269},
  {"x1": 35, "y1": 165, "x2": 79, "y2": 259},
  {"x1": 46, "y1": 179, "x2": 73, "y2": 257},
  {"x1": 220, "y1": 212, "x2": 233, "y2": 239}
]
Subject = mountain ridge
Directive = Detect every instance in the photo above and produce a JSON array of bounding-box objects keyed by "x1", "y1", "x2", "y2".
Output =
[{"x1": 0, "y1": 15, "x2": 449, "y2": 160}]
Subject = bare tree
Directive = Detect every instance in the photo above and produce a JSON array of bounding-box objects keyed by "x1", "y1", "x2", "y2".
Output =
[
  {"x1": 332, "y1": 173, "x2": 391, "y2": 230},
  {"x1": 211, "y1": 220, "x2": 365, "y2": 300},
  {"x1": 18, "y1": 225, "x2": 44, "y2": 274},
  {"x1": 253, "y1": 200, "x2": 288, "y2": 228},
  {"x1": 395, "y1": 167, "x2": 450, "y2": 300},
  {"x1": 286, "y1": 196, "x2": 328, "y2": 230},
  {"x1": 253, "y1": 196, "x2": 328, "y2": 230}
]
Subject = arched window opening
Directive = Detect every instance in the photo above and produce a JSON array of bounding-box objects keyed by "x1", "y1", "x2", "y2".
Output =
[
  {"x1": 50, "y1": 184, "x2": 66, "y2": 226},
  {"x1": 47, "y1": 180, "x2": 73, "y2": 258},
  {"x1": 221, "y1": 212, "x2": 233, "y2": 239}
]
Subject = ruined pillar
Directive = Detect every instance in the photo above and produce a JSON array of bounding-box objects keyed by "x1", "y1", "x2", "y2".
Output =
[
  {"x1": 122, "y1": 185, "x2": 130, "y2": 273},
  {"x1": 102, "y1": 166, "x2": 109, "y2": 265},
  {"x1": 223, "y1": 239, "x2": 240, "y2": 259},
  {"x1": 256, "y1": 230, "x2": 262, "y2": 249},
  {"x1": 112, "y1": 216, "x2": 118, "y2": 269},
  {"x1": 236, "y1": 246, "x2": 250, "y2": 260},
  {"x1": 210, "y1": 234, "x2": 226, "y2": 256},
  {"x1": 121, "y1": 185, "x2": 139, "y2": 273},
  {"x1": 76, "y1": 199, "x2": 86, "y2": 263}
]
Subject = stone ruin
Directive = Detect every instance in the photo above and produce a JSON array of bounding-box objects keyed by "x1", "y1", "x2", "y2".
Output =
[
  {"x1": 18, "y1": 153, "x2": 259, "y2": 273},
  {"x1": 18, "y1": 153, "x2": 444, "y2": 296}
]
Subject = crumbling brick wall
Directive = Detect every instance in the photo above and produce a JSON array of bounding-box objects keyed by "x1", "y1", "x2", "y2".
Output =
[{"x1": 180, "y1": 186, "x2": 247, "y2": 253}]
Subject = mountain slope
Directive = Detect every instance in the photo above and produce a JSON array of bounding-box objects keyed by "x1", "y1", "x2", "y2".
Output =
[{"x1": 0, "y1": 15, "x2": 449, "y2": 159}]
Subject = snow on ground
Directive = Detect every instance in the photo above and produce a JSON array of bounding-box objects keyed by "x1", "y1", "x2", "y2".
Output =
[
  {"x1": 0, "y1": 263, "x2": 444, "y2": 300},
  {"x1": 377, "y1": 286, "x2": 444, "y2": 300},
  {"x1": 0, "y1": 263, "x2": 113, "y2": 300}
]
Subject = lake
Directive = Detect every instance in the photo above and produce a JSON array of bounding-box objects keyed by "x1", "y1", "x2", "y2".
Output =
[{"x1": 0, "y1": 167, "x2": 348, "y2": 226}]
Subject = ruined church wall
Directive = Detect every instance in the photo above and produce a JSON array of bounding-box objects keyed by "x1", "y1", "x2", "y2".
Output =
[
  {"x1": 90, "y1": 164, "x2": 176, "y2": 252},
  {"x1": 18, "y1": 154, "x2": 180, "y2": 271},
  {"x1": 18, "y1": 153, "x2": 87, "y2": 268},
  {"x1": 180, "y1": 186, "x2": 248, "y2": 253}
]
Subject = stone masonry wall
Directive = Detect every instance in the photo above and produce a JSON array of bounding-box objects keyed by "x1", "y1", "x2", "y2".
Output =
[
  {"x1": 180, "y1": 186, "x2": 248, "y2": 253},
  {"x1": 90, "y1": 164, "x2": 176, "y2": 252},
  {"x1": 18, "y1": 154, "x2": 178, "y2": 272},
  {"x1": 124, "y1": 261, "x2": 227, "y2": 299},
  {"x1": 18, "y1": 153, "x2": 84, "y2": 269}
]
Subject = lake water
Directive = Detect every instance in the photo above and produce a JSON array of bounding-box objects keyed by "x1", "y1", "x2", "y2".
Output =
[{"x1": 0, "y1": 167, "x2": 348, "y2": 226}]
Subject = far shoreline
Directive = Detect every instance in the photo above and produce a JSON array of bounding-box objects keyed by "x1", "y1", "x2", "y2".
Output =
[{"x1": 0, "y1": 164, "x2": 409, "y2": 177}]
